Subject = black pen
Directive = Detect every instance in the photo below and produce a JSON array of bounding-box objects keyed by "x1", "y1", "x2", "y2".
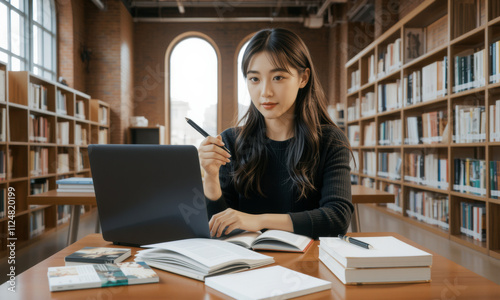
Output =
[
  {"x1": 185, "y1": 117, "x2": 231, "y2": 154},
  {"x1": 338, "y1": 234, "x2": 373, "y2": 249}
]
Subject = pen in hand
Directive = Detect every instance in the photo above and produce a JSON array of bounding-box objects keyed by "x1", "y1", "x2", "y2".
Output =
[
  {"x1": 185, "y1": 117, "x2": 231, "y2": 154},
  {"x1": 338, "y1": 234, "x2": 373, "y2": 249}
]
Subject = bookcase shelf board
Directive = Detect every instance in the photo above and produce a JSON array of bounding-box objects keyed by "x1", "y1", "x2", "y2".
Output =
[
  {"x1": 344, "y1": 0, "x2": 500, "y2": 258},
  {"x1": 0, "y1": 69, "x2": 110, "y2": 256}
]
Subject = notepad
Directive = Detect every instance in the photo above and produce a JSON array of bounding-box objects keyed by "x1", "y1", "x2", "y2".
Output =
[
  {"x1": 205, "y1": 265, "x2": 331, "y2": 300},
  {"x1": 319, "y1": 236, "x2": 432, "y2": 268}
]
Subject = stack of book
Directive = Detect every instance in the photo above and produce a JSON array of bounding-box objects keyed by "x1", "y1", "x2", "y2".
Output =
[
  {"x1": 319, "y1": 236, "x2": 432, "y2": 285},
  {"x1": 56, "y1": 177, "x2": 94, "y2": 193}
]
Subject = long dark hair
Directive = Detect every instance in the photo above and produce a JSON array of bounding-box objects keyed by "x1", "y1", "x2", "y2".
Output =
[{"x1": 234, "y1": 28, "x2": 348, "y2": 199}]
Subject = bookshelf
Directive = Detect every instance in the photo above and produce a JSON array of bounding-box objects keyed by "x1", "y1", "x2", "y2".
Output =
[
  {"x1": 345, "y1": 0, "x2": 500, "y2": 259},
  {"x1": 0, "y1": 69, "x2": 110, "y2": 255}
]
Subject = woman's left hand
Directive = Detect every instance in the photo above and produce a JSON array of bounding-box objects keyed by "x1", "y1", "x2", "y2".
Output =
[{"x1": 209, "y1": 208, "x2": 262, "y2": 237}]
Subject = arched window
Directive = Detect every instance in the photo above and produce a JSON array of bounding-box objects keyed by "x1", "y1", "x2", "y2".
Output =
[
  {"x1": 32, "y1": 0, "x2": 57, "y2": 79},
  {"x1": 237, "y1": 41, "x2": 250, "y2": 123},
  {"x1": 169, "y1": 36, "x2": 218, "y2": 146},
  {"x1": 0, "y1": 0, "x2": 57, "y2": 80}
]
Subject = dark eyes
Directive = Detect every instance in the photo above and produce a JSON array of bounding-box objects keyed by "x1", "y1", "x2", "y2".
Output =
[{"x1": 248, "y1": 76, "x2": 285, "y2": 83}]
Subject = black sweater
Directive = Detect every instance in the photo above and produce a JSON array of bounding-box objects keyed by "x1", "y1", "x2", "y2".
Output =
[{"x1": 206, "y1": 125, "x2": 353, "y2": 239}]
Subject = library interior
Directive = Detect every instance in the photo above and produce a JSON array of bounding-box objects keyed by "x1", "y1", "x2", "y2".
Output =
[{"x1": 0, "y1": 0, "x2": 500, "y2": 298}]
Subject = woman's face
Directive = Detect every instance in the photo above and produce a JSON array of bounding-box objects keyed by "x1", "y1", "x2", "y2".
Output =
[{"x1": 246, "y1": 52, "x2": 309, "y2": 122}]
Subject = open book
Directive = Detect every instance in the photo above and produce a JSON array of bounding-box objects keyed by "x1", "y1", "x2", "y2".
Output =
[
  {"x1": 135, "y1": 238, "x2": 274, "y2": 281},
  {"x1": 222, "y1": 230, "x2": 313, "y2": 252}
]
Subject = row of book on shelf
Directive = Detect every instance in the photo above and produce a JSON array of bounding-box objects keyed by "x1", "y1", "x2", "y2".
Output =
[
  {"x1": 0, "y1": 150, "x2": 12, "y2": 181},
  {"x1": 454, "y1": 158, "x2": 487, "y2": 196},
  {"x1": 348, "y1": 56, "x2": 447, "y2": 120},
  {"x1": 0, "y1": 107, "x2": 5, "y2": 142},
  {"x1": 353, "y1": 153, "x2": 500, "y2": 200},
  {"x1": 460, "y1": 201, "x2": 486, "y2": 242},
  {"x1": 374, "y1": 184, "x2": 485, "y2": 242},
  {"x1": 0, "y1": 147, "x2": 100, "y2": 180},
  {"x1": 28, "y1": 148, "x2": 90, "y2": 175},
  {"x1": 349, "y1": 38, "x2": 403, "y2": 93},
  {"x1": 28, "y1": 83, "x2": 87, "y2": 119},
  {"x1": 405, "y1": 152, "x2": 449, "y2": 190},
  {"x1": 406, "y1": 190, "x2": 449, "y2": 230},
  {"x1": 406, "y1": 110, "x2": 448, "y2": 145},
  {"x1": 349, "y1": 35, "x2": 500, "y2": 110},
  {"x1": 346, "y1": 101, "x2": 500, "y2": 146}
]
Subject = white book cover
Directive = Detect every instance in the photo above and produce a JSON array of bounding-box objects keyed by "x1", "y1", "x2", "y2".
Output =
[
  {"x1": 318, "y1": 248, "x2": 431, "y2": 285},
  {"x1": 319, "y1": 236, "x2": 432, "y2": 268},
  {"x1": 205, "y1": 265, "x2": 331, "y2": 300}
]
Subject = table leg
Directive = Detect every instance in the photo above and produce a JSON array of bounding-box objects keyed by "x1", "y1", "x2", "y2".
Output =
[
  {"x1": 94, "y1": 213, "x2": 101, "y2": 233},
  {"x1": 67, "y1": 205, "x2": 81, "y2": 245},
  {"x1": 350, "y1": 204, "x2": 361, "y2": 232}
]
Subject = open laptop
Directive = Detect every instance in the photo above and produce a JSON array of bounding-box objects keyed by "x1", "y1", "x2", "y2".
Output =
[{"x1": 88, "y1": 144, "x2": 211, "y2": 246}]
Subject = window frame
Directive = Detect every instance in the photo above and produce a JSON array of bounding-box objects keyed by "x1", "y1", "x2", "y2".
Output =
[{"x1": 0, "y1": 0, "x2": 57, "y2": 80}]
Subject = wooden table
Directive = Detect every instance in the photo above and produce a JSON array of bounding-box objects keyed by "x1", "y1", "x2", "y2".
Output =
[
  {"x1": 350, "y1": 185, "x2": 394, "y2": 232},
  {"x1": 27, "y1": 191, "x2": 98, "y2": 245},
  {"x1": 1, "y1": 232, "x2": 498, "y2": 299}
]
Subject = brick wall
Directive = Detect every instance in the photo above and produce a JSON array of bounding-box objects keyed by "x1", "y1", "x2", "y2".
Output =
[
  {"x1": 133, "y1": 22, "x2": 330, "y2": 134},
  {"x1": 57, "y1": 0, "x2": 73, "y2": 87},
  {"x1": 81, "y1": 0, "x2": 133, "y2": 144},
  {"x1": 120, "y1": 3, "x2": 134, "y2": 143}
]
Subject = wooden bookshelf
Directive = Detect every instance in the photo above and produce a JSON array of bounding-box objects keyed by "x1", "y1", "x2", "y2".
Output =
[
  {"x1": 0, "y1": 69, "x2": 110, "y2": 256},
  {"x1": 345, "y1": 0, "x2": 500, "y2": 258}
]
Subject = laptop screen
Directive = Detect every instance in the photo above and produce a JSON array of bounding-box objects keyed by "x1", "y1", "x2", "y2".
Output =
[{"x1": 88, "y1": 144, "x2": 211, "y2": 246}]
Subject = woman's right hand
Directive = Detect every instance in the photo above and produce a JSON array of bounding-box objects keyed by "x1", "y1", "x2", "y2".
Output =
[{"x1": 199, "y1": 135, "x2": 231, "y2": 178}]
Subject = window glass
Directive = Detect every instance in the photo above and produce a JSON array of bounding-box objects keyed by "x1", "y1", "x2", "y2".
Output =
[
  {"x1": 10, "y1": 10, "x2": 21, "y2": 55},
  {"x1": 237, "y1": 41, "x2": 250, "y2": 123},
  {"x1": 33, "y1": 25, "x2": 41, "y2": 64},
  {"x1": 0, "y1": 3, "x2": 8, "y2": 50},
  {"x1": 43, "y1": 30, "x2": 51, "y2": 69},
  {"x1": 0, "y1": 51, "x2": 7, "y2": 64},
  {"x1": 43, "y1": 0, "x2": 51, "y2": 30},
  {"x1": 33, "y1": 0, "x2": 41, "y2": 23},
  {"x1": 11, "y1": 56, "x2": 21, "y2": 70},
  {"x1": 10, "y1": 0, "x2": 22, "y2": 11},
  {"x1": 170, "y1": 37, "x2": 218, "y2": 146}
]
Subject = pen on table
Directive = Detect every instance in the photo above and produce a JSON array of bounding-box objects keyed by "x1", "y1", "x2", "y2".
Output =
[
  {"x1": 338, "y1": 234, "x2": 373, "y2": 249},
  {"x1": 185, "y1": 117, "x2": 231, "y2": 154}
]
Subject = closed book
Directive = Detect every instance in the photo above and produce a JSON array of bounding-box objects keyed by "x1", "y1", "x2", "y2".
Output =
[
  {"x1": 65, "y1": 247, "x2": 131, "y2": 266},
  {"x1": 205, "y1": 265, "x2": 331, "y2": 300},
  {"x1": 221, "y1": 230, "x2": 313, "y2": 252},
  {"x1": 319, "y1": 236, "x2": 432, "y2": 268},
  {"x1": 318, "y1": 247, "x2": 431, "y2": 285},
  {"x1": 48, "y1": 261, "x2": 159, "y2": 292},
  {"x1": 56, "y1": 177, "x2": 93, "y2": 185},
  {"x1": 56, "y1": 189, "x2": 95, "y2": 193},
  {"x1": 135, "y1": 238, "x2": 274, "y2": 281}
]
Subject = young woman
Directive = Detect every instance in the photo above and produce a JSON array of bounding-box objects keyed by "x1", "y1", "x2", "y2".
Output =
[{"x1": 199, "y1": 28, "x2": 353, "y2": 239}]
